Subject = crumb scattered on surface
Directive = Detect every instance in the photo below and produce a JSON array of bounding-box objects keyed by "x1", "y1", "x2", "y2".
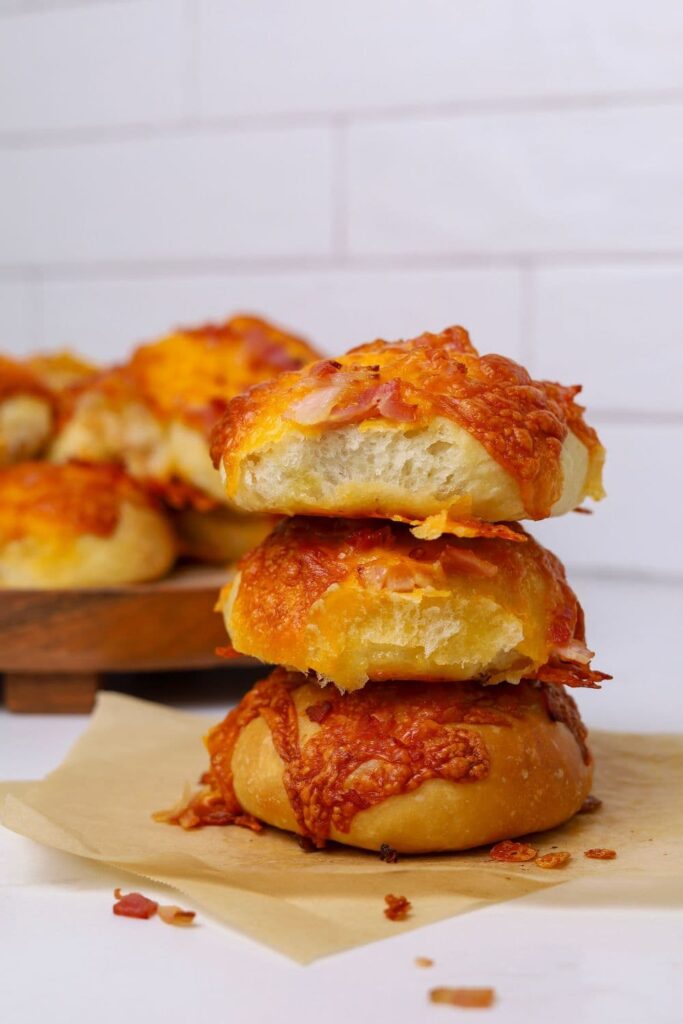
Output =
[
  {"x1": 429, "y1": 987, "x2": 495, "y2": 1008},
  {"x1": 584, "y1": 848, "x2": 616, "y2": 860},
  {"x1": 384, "y1": 894, "x2": 412, "y2": 921},
  {"x1": 415, "y1": 957, "x2": 434, "y2": 968},
  {"x1": 112, "y1": 889, "x2": 158, "y2": 920},
  {"x1": 489, "y1": 840, "x2": 537, "y2": 863},
  {"x1": 158, "y1": 905, "x2": 196, "y2": 926},
  {"x1": 379, "y1": 843, "x2": 399, "y2": 863},
  {"x1": 579, "y1": 795, "x2": 603, "y2": 814},
  {"x1": 536, "y1": 851, "x2": 571, "y2": 869}
]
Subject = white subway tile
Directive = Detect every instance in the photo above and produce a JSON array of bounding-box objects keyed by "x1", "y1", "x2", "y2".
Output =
[
  {"x1": 197, "y1": 0, "x2": 683, "y2": 118},
  {"x1": 348, "y1": 106, "x2": 683, "y2": 256},
  {"x1": 0, "y1": 128, "x2": 334, "y2": 264},
  {"x1": 532, "y1": 265, "x2": 683, "y2": 414},
  {"x1": 0, "y1": 1, "x2": 188, "y2": 134},
  {"x1": 531, "y1": 423, "x2": 683, "y2": 576},
  {"x1": 38, "y1": 267, "x2": 522, "y2": 363},
  {"x1": 0, "y1": 280, "x2": 35, "y2": 352}
]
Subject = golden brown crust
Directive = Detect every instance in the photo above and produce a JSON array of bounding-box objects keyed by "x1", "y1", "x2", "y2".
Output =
[
  {"x1": 60, "y1": 315, "x2": 319, "y2": 440},
  {"x1": 199, "y1": 670, "x2": 593, "y2": 852},
  {"x1": 211, "y1": 326, "x2": 605, "y2": 520},
  {"x1": 222, "y1": 517, "x2": 608, "y2": 690},
  {"x1": 0, "y1": 355, "x2": 54, "y2": 405},
  {"x1": 0, "y1": 461, "x2": 161, "y2": 541}
]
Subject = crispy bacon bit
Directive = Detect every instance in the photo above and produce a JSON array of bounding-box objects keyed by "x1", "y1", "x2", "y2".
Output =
[
  {"x1": 113, "y1": 889, "x2": 159, "y2": 919},
  {"x1": 284, "y1": 379, "x2": 350, "y2": 425},
  {"x1": 579, "y1": 795, "x2": 603, "y2": 814},
  {"x1": 536, "y1": 851, "x2": 571, "y2": 869},
  {"x1": 297, "y1": 835, "x2": 320, "y2": 853},
  {"x1": 439, "y1": 547, "x2": 498, "y2": 578},
  {"x1": 153, "y1": 788, "x2": 263, "y2": 833},
  {"x1": 379, "y1": 843, "x2": 399, "y2": 864},
  {"x1": 490, "y1": 840, "x2": 538, "y2": 863},
  {"x1": 415, "y1": 957, "x2": 434, "y2": 968},
  {"x1": 534, "y1": 661, "x2": 611, "y2": 690},
  {"x1": 429, "y1": 987, "x2": 495, "y2": 1008},
  {"x1": 216, "y1": 644, "x2": 240, "y2": 659},
  {"x1": 158, "y1": 904, "x2": 196, "y2": 927},
  {"x1": 305, "y1": 700, "x2": 333, "y2": 724},
  {"x1": 573, "y1": 506, "x2": 593, "y2": 514},
  {"x1": 384, "y1": 894, "x2": 412, "y2": 921},
  {"x1": 584, "y1": 848, "x2": 616, "y2": 860},
  {"x1": 551, "y1": 640, "x2": 595, "y2": 665}
]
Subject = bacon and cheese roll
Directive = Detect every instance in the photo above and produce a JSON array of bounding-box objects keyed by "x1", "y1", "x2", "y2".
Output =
[
  {"x1": 211, "y1": 326, "x2": 605, "y2": 529},
  {"x1": 187, "y1": 670, "x2": 592, "y2": 853},
  {"x1": 0, "y1": 355, "x2": 54, "y2": 466},
  {"x1": 26, "y1": 350, "x2": 97, "y2": 392},
  {"x1": 0, "y1": 462, "x2": 176, "y2": 588},
  {"x1": 219, "y1": 517, "x2": 607, "y2": 692},
  {"x1": 171, "y1": 506, "x2": 275, "y2": 565},
  {"x1": 52, "y1": 316, "x2": 319, "y2": 507}
]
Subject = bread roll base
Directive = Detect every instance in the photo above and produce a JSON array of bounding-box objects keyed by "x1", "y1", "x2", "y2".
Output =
[{"x1": 215, "y1": 675, "x2": 593, "y2": 854}]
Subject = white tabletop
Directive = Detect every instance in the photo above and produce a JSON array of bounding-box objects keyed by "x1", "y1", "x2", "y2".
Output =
[{"x1": 2, "y1": 573, "x2": 682, "y2": 1024}]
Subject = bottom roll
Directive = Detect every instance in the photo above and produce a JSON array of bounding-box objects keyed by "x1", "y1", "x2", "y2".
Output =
[{"x1": 194, "y1": 669, "x2": 592, "y2": 854}]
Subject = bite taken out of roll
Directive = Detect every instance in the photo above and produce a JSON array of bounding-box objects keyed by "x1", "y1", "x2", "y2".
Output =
[
  {"x1": 188, "y1": 669, "x2": 593, "y2": 853},
  {"x1": 210, "y1": 325, "x2": 605, "y2": 531},
  {"x1": 219, "y1": 517, "x2": 608, "y2": 692},
  {"x1": 0, "y1": 461, "x2": 177, "y2": 588}
]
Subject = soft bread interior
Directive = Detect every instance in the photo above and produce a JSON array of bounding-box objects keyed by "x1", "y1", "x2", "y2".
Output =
[{"x1": 228, "y1": 416, "x2": 590, "y2": 521}]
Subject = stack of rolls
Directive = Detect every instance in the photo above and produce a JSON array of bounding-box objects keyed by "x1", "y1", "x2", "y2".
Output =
[
  {"x1": 189, "y1": 325, "x2": 609, "y2": 854},
  {"x1": 0, "y1": 317, "x2": 319, "y2": 588}
]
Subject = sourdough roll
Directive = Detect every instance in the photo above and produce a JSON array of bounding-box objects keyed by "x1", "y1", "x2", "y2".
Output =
[
  {"x1": 220, "y1": 517, "x2": 606, "y2": 692},
  {"x1": 0, "y1": 462, "x2": 176, "y2": 587},
  {"x1": 211, "y1": 326, "x2": 605, "y2": 528},
  {"x1": 52, "y1": 316, "x2": 319, "y2": 507},
  {"x1": 0, "y1": 355, "x2": 54, "y2": 465},
  {"x1": 199, "y1": 670, "x2": 592, "y2": 853}
]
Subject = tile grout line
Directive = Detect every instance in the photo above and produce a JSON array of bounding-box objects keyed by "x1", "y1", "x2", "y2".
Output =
[{"x1": 3, "y1": 88, "x2": 683, "y2": 151}]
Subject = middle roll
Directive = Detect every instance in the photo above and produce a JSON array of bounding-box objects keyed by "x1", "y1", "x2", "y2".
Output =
[{"x1": 220, "y1": 517, "x2": 604, "y2": 692}]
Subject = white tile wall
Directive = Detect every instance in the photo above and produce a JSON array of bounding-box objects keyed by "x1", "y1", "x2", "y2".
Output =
[
  {"x1": 38, "y1": 268, "x2": 523, "y2": 361},
  {"x1": 1, "y1": 1, "x2": 682, "y2": 580},
  {"x1": 530, "y1": 423, "x2": 683, "y2": 577},
  {"x1": 531, "y1": 265, "x2": 683, "y2": 415},
  {"x1": 0, "y1": 279, "x2": 36, "y2": 350},
  {"x1": 0, "y1": 127, "x2": 335, "y2": 265},
  {"x1": 348, "y1": 105, "x2": 683, "y2": 257},
  {"x1": 197, "y1": 0, "x2": 683, "y2": 117},
  {"x1": 0, "y1": 1, "x2": 189, "y2": 135}
]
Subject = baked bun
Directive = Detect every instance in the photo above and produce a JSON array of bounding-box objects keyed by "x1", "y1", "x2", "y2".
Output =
[
  {"x1": 211, "y1": 326, "x2": 605, "y2": 527},
  {"x1": 52, "y1": 316, "x2": 319, "y2": 506},
  {"x1": 0, "y1": 355, "x2": 54, "y2": 465},
  {"x1": 0, "y1": 462, "x2": 177, "y2": 587},
  {"x1": 201, "y1": 670, "x2": 592, "y2": 853},
  {"x1": 26, "y1": 350, "x2": 97, "y2": 391},
  {"x1": 172, "y1": 506, "x2": 274, "y2": 565},
  {"x1": 220, "y1": 517, "x2": 606, "y2": 692}
]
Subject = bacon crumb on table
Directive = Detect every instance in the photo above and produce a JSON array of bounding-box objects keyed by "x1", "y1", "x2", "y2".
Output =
[
  {"x1": 158, "y1": 905, "x2": 196, "y2": 926},
  {"x1": 536, "y1": 851, "x2": 571, "y2": 869},
  {"x1": 384, "y1": 894, "x2": 412, "y2": 921},
  {"x1": 415, "y1": 957, "x2": 434, "y2": 968},
  {"x1": 489, "y1": 840, "x2": 537, "y2": 863},
  {"x1": 379, "y1": 843, "x2": 399, "y2": 863},
  {"x1": 429, "y1": 987, "x2": 495, "y2": 1008},
  {"x1": 584, "y1": 848, "x2": 617, "y2": 860},
  {"x1": 112, "y1": 889, "x2": 158, "y2": 919},
  {"x1": 579, "y1": 795, "x2": 603, "y2": 814}
]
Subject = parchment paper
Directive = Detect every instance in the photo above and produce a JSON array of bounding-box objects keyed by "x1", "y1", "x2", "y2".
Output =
[{"x1": 2, "y1": 692, "x2": 681, "y2": 963}]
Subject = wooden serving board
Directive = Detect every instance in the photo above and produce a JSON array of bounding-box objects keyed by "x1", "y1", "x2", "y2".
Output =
[{"x1": 0, "y1": 566, "x2": 242, "y2": 713}]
